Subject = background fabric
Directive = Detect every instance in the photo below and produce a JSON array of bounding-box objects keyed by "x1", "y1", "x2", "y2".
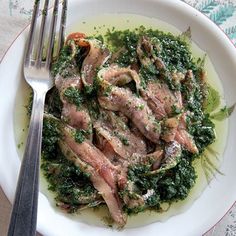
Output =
[{"x1": 0, "y1": 0, "x2": 236, "y2": 235}]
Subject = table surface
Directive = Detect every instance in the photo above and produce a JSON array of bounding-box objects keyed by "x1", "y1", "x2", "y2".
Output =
[{"x1": 1, "y1": 0, "x2": 236, "y2": 235}]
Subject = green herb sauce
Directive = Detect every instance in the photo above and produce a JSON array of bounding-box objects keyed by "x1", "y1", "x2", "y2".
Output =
[{"x1": 40, "y1": 23, "x2": 230, "y2": 221}]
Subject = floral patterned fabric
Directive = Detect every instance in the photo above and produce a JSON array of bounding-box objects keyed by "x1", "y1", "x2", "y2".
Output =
[{"x1": 184, "y1": 0, "x2": 236, "y2": 46}]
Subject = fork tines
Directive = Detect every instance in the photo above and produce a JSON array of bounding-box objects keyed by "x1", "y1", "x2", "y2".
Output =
[
  {"x1": 25, "y1": 0, "x2": 68, "y2": 69},
  {"x1": 57, "y1": 0, "x2": 67, "y2": 57}
]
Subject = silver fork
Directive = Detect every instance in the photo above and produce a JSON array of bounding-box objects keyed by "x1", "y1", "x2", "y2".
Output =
[{"x1": 7, "y1": 0, "x2": 67, "y2": 235}]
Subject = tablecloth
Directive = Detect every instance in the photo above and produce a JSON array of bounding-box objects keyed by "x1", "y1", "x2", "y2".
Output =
[{"x1": 0, "y1": 0, "x2": 236, "y2": 235}]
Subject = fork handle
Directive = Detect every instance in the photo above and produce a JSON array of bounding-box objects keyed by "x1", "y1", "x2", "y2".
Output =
[{"x1": 8, "y1": 89, "x2": 46, "y2": 236}]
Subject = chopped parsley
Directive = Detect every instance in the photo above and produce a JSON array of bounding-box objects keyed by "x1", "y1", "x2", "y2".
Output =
[{"x1": 64, "y1": 87, "x2": 83, "y2": 108}]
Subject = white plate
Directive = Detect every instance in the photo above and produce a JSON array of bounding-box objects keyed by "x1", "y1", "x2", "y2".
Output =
[{"x1": 1, "y1": 0, "x2": 236, "y2": 235}]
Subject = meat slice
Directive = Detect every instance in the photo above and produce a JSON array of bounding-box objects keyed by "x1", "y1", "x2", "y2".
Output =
[
  {"x1": 97, "y1": 66, "x2": 161, "y2": 144},
  {"x1": 63, "y1": 126, "x2": 117, "y2": 188},
  {"x1": 160, "y1": 113, "x2": 198, "y2": 154},
  {"x1": 66, "y1": 36, "x2": 110, "y2": 87},
  {"x1": 98, "y1": 65, "x2": 141, "y2": 89},
  {"x1": 55, "y1": 74, "x2": 92, "y2": 135},
  {"x1": 137, "y1": 36, "x2": 162, "y2": 67},
  {"x1": 181, "y1": 69, "x2": 198, "y2": 106},
  {"x1": 94, "y1": 111, "x2": 146, "y2": 160},
  {"x1": 161, "y1": 117, "x2": 180, "y2": 142},
  {"x1": 148, "y1": 141, "x2": 182, "y2": 175},
  {"x1": 55, "y1": 75, "x2": 83, "y2": 94},
  {"x1": 94, "y1": 122, "x2": 128, "y2": 160},
  {"x1": 174, "y1": 113, "x2": 198, "y2": 154},
  {"x1": 110, "y1": 47, "x2": 127, "y2": 63},
  {"x1": 141, "y1": 87, "x2": 167, "y2": 120},
  {"x1": 61, "y1": 103, "x2": 92, "y2": 139},
  {"x1": 59, "y1": 140, "x2": 126, "y2": 226},
  {"x1": 61, "y1": 103, "x2": 91, "y2": 131},
  {"x1": 98, "y1": 84, "x2": 161, "y2": 143},
  {"x1": 79, "y1": 39, "x2": 110, "y2": 87},
  {"x1": 141, "y1": 81, "x2": 182, "y2": 119},
  {"x1": 62, "y1": 126, "x2": 126, "y2": 226},
  {"x1": 95, "y1": 134, "x2": 121, "y2": 165},
  {"x1": 130, "y1": 149, "x2": 163, "y2": 167},
  {"x1": 162, "y1": 141, "x2": 182, "y2": 169}
]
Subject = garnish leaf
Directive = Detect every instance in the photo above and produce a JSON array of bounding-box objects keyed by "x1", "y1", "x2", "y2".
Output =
[
  {"x1": 203, "y1": 85, "x2": 220, "y2": 113},
  {"x1": 201, "y1": 153, "x2": 224, "y2": 184},
  {"x1": 210, "y1": 104, "x2": 235, "y2": 121},
  {"x1": 180, "y1": 27, "x2": 191, "y2": 44},
  {"x1": 196, "y1": 54, "x2": 206, "y2": 68}
]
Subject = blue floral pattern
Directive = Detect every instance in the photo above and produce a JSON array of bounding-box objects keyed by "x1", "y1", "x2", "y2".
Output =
[
  {"x1": 8, "y1": 0, "x2": 236, "y2": 45},
  {"x1": 183, "y1": 0, "x2": 236, "y2": 45}
]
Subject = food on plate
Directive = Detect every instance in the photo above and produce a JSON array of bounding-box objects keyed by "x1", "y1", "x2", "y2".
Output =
[{"x1": 40, "y1": 26, "x2": 227, "y2": 227}]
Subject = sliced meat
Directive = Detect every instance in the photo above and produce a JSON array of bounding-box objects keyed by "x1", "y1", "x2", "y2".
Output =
[
  {"x1": 98, "y1": 65, "x2": 141, "y2": 89},
  {"x1": 94, "y1": 122, "x2": 129, "y2": 159},
  {"x1": 63, "y1": 126, "x2": 117, "y2": 189},
  {"x1": 171, "y1": 71, "x2": 185, "y2": 86},
  {"x1": 95, "y1": 133, "x2": 121, "y2": 165},
  {"x1": 59, "y1": 140, "x2": 126, "y2": 226},
  {"x1": 141, "y1": 81, "x2": 182, "y2": 119},
  {"x1": 130, "y1": 149, "x2": 163, "y2": 167},
  {"x1": 94, "y1": 111, "x2": 146, "y2": 159},
  {"x1": 141, "y1": 87, "x2": 167, "y2": 120},
  {"x1": 175, "y1": 131, "x2": 198, "y2": 154},
  {"x1": 161, "y1": 117, "x2": 179, "y2": 142},
  {"x1": 181, "y1": 69, "x2": 198, "y2": 105},
  {"x1": 148, "y1": 141, "x2": 182, "y2": 175},
  {"x1": 121, "y1": 180, "x2": 145, "y2": 209},
  {"x1": 160, "y1": 113, "x2": 198, "y2": 154},
  {"x1": 98, "y1": 84, "x2": 161, "y2": 143},
  {"x1": 137, "y1": 36, "x2": 161, "y2": 67},
  {"x1": 61, "y1": 103, "x2": 91, "y2": 131},
  {"x1": 62, "y1": 126, "x2": 126, "y2": 226},
  {"x1": 79, "y1": 39, "x2": 110, "y2": 87},
  {"x1": 66, "y1": 32, "x2": 86, "y2": 45},
  {"x1": 110, "y1": 47, "x2": 127, "y2": 63},
  {"x1": 174, "y1": 113, "x2": 198, "y2": 154},
  {"x1": 55, "y1": 76, "x2": 83, "y2": 99},
  {"x1": 149, "y1": 150, "x2": 165, "y2": 170},
  {"x1": 55, "y1": 74, "x2": 92, "y2": 134},
  {"x1": 66, "y1": 36, "x2": 110, "y2": 86}
]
